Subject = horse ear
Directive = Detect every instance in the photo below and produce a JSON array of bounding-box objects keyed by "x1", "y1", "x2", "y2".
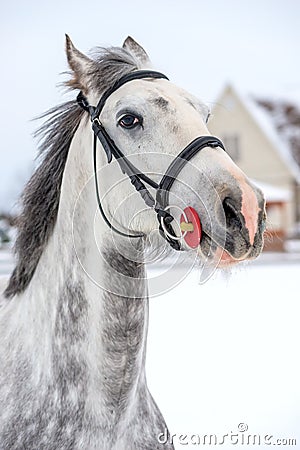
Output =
[
  {"x1": 65, "y1": 34, "x2": 93, "y2": 91},
  {"x1": 123, "y1": 36, "x2": 150, "y2": 65}
]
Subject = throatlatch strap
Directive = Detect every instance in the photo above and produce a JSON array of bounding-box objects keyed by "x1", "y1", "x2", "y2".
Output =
[
  {"x1": 93, "y1": 134, "x2": 144, "y2": 238},
  {"x1": 78, "y1": 70, "x2": 172, "y2": 241}
]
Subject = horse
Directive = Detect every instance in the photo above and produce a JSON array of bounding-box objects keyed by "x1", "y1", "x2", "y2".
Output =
[{"x1": 0, "y1": 36, "x2": 266, "y2": 450}]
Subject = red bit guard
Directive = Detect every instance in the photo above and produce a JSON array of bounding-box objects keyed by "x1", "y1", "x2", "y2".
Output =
[{"x1": 180, "y1": 206, "x2": 202, "y2": 248}]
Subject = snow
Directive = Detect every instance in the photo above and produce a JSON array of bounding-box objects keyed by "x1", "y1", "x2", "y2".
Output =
[
  {"x1": 0, "y1": 251, "x2": 299, "y2": 448},
  {"x1": 233, "y1": 85, "x2": 300, "y2": 184},
  {"x1": 0, "y1": 249, "x2": 14, "y2": 276},
  {"x1": 146, "y1": 259, "x2": 300, "y2": 449}
]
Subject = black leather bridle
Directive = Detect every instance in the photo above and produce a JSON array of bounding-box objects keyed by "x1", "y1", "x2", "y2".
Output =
[{"x1": 77, "y1": 70, "x2": 225, "y2": 251}]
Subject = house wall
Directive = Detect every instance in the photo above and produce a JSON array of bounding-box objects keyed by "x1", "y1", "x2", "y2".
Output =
[{"x1": 208, "y1": 86, "x2": 296, "y2": 232}]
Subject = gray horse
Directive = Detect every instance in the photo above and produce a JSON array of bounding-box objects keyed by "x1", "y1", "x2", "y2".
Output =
[{"x1": 0, "y1": 36, "x2": 265, "y2": 449}]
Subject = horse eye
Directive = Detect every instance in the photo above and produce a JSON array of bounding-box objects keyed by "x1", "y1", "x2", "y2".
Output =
[{"x1": 118, "y1": 114, "x2": 142, "y2": 129}]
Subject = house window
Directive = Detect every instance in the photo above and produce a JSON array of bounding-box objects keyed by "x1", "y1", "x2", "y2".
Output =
[{"x1": 222, "y1": 134, "x2": 240, "y2": 161}]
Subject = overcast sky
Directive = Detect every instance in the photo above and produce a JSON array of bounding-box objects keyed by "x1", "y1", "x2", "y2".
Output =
[{"x1": 1, "y1": 0, "x2": 300, "y2": 212}]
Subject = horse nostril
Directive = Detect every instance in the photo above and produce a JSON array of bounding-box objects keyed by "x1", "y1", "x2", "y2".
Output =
[{"x1": 222, "y1": 197, "x2": 243, "y2": 231}]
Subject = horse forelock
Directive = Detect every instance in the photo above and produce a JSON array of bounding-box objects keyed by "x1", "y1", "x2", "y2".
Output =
[{"x1": 4, "y1": 46, "x2": 141, "y2": 299}]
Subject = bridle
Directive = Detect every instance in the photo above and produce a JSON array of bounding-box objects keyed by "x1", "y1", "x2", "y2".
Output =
[{"x1": 77, "y1": 70, "x2": 225, "y2": 251}]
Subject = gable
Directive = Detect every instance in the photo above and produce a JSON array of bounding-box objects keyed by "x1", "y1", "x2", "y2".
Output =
[{"x1": 209, "y1": 85, "x2": 300, "y2": 187}]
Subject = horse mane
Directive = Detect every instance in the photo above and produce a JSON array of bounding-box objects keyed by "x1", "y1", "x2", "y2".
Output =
[{"x1": 4, "y1": 46, "x2": 139, "y2": 299}]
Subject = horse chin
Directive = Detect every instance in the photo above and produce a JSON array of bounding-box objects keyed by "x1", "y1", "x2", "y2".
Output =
[
  {"x1": 215, "y1": 248, "x2": 242, "y2": 268},
  {"x1": 197, "y1": 231, "x2": 251, "y2": 268}
]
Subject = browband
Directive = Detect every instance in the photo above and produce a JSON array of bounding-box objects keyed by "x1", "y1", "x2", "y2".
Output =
[{"x1": 77, "y1": 70, "x2": 169, "y2": 120}]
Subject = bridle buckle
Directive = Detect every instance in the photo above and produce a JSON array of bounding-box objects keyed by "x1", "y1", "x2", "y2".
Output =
[{"x1": 92, "y1": 117, "x2": 101, "y2": 127}]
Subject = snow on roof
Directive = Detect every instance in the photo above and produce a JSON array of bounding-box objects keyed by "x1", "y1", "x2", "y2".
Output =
[
  {"x1": 252, "y1": 179, "x2": 291, "y2": 202},
  {"x1": 227, "y1": 85, "x2": 300, "y2": 183}
]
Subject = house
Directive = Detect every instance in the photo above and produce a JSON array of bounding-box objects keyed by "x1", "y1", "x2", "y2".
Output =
[{"x1": 208, "y1": 84, "x2": 300, "y2": 251}]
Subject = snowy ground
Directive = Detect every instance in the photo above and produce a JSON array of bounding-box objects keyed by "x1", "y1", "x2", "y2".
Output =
[
  {"x1": 0, "y1": 250, "x2": 299, "y2": 449},
  {"x1": 146, "y1": 257, "x2": 300, "y2": 449},
  {"x1": 0, "y1": 248, "x2": 14, "y2": 276}
]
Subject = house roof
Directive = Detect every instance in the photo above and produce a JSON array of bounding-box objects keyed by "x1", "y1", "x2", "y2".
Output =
[{"x1": 219, "y1": 84, "x2": 300, "y2": 184}]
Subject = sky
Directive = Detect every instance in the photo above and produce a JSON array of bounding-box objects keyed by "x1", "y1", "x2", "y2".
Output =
[{"x1": 1, "y1": 0, "x2": 300, "y2": 212}]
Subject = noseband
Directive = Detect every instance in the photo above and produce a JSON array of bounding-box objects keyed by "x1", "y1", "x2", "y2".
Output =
[{"x1": 77, "y1": 70, "x2": 225, "y2": 251}]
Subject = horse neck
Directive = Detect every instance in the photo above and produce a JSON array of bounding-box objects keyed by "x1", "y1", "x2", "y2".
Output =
[{"x1": 22, "y1": 119, "x2": 149, "y2": 417}]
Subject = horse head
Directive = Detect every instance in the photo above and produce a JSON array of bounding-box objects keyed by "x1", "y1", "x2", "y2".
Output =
[{"x1": 67, "y1": 36, "x2": 266, "y2": 267}]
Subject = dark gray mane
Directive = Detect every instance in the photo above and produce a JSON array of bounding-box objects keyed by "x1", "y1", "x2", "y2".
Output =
[{"x1": 4, "y1": 46, "x2": 139, "y2": 299}]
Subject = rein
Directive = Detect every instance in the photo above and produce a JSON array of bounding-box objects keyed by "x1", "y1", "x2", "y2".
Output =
[{"x1": 77, "y1": 70, "x2": 225, "y2": 250}]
